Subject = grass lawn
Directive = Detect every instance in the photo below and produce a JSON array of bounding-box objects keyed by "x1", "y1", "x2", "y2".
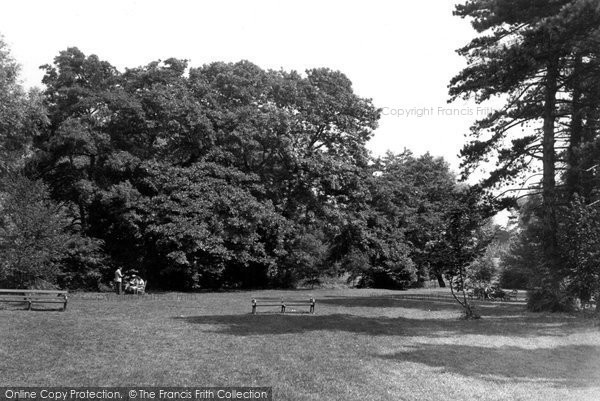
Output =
[{"x1": 1, "y1": 288, "x2": 599, "y2": 401}]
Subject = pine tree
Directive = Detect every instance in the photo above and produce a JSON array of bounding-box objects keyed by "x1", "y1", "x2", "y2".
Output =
[{"x1": 451, "y1": 0, "x2": 600, "y2": 298}]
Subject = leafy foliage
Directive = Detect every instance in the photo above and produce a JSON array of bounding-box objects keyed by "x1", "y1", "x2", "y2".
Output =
[
  {"x1": 0, "y1": 175, "x2": 74, "y2": 287},
  {"x1": 0, "y1": 36, "x2": 47, "y2": 173},
  {"x1": 0, "y1": 40, "x2": 468, "y2": 291},
  {"x1": 500, "y1": 194, "x2": 600, "y2": 311},
  {"x1": 467, "y1": 250, "x2": 497, "y2": 288},
  {"x1": 526, "y1": 287, "x2": 576, "y2": 313},
  {"x1": 134, "y1": 162, "x2": 288, "y2": 289},
  {"x1": 428, "y1": 187, "x2": 498, "y2": 318},
  {"x1": 557, "y1": 195, "x2": 600, "y2": 305},
  {"x1": 30, "y1": 48, "x2": 392, "y2": 289}
]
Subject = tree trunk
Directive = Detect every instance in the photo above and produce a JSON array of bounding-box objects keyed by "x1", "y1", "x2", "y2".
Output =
[
  {"x1": 566, "y1": 54, "x2": 583, "y2": 198},
  {"x1": 541, "y1": 57, "x2": 560, "y2": 290},
  {"x1": 449, "y1": 273, "x2": 479, "y2": 319},
  {"x1": 436, "y1": 273, "x2": 446, "y2": 288}
]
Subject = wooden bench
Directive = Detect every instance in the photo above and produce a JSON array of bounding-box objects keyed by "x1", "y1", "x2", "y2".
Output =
[
  {"x1": 0, "y1": 289, "x2": 68, "y2": 311},
  {"x1": 251, "y1": 298, "x2": 315, "y2": 314}
]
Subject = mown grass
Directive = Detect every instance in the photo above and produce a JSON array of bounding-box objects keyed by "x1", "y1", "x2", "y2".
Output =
[{"x1": 1, "y1": 288, "x2": 599, "y2": 401}]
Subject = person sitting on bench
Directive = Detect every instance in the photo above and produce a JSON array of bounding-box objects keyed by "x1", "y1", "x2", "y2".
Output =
[{"x1": 125, "y1": 275, "x2": 144, "y2": 294}]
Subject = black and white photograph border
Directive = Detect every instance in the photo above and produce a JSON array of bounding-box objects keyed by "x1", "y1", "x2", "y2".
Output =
[{"x1": 0, "y1": 1, "x2": 599, "y2": 400}]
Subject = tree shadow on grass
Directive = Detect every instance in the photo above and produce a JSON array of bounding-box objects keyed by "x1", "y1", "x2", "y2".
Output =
[
  {"x1": 0, "y1": 304, "x2": 64, "y2": 312},
  {"x1": 175, "y1": 310, "x2": 588, "y2": 338},
  {"x1": 318, "y1": 294, "x2": 523, "y2": 313},
  {"x1": 319, "y1": 295, "x2": 453, "y2": 307},
  {"x1": 315, "y1": 294, "x2": 577, "y2": 327},
  {"x1": 377, "y1": 343, "x2": 600, "y2": 389}
]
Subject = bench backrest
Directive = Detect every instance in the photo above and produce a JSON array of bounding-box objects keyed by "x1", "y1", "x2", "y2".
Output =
[
  {"x1": 0, "y1": 289, "x2": 67, "y2": 296},
  {"x1": 283, "y1": 299, "x2": 315, "y2": 302},
  {"x1": 251, "y1": 298, "x2": 314, "y2": 303},
  {"x1": 0, "y1": 289, "x2": 67, "y2": 293}
]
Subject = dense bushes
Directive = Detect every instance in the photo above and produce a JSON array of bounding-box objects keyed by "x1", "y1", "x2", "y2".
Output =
[{"x1": 498, "y1": 195, "x2": 600, "y2": 311}]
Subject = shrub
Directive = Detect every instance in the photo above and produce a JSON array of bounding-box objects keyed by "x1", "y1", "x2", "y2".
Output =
[{"x1": 527, "y1": 288, "x2": 576, "y2": 312}]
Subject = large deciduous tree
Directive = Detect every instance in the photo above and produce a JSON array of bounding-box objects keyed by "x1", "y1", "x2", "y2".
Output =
[
  {"x1": 32, "y1": 49, "x2": 385, "y2": 289},
  {"x1": 0, "y1": 40, "x2": 107, "y2": 290}
]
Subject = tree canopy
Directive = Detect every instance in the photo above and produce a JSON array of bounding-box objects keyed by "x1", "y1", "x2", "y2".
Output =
[{"x1": 0, "y1": 45, "x2": 467, "y2": 290}]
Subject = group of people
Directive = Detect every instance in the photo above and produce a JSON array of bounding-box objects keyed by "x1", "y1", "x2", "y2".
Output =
[
  {"x1": 469, "y1": 285, "x2": 509, "y2": 301},
  {"x1": 114, "y1": 267, "x2": 145, "y2": 294}
]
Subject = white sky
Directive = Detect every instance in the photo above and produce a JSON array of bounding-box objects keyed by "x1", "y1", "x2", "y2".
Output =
[{"x1": 0, "y1": 0, "x2": 483, "y2": 171}]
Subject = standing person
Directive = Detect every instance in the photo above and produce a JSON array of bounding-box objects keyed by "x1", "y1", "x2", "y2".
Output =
[{"x1": 114, "y1": 267, "x2": 123, "y2": 295}]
